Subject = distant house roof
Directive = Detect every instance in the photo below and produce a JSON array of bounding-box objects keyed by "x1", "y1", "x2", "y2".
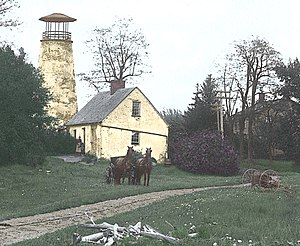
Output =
[{"x1": 66, "y1": 87, "x2": 135, "y2": 126}]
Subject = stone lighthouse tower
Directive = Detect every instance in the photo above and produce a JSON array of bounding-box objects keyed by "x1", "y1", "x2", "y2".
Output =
[{"x1": 38, "y1": 13, "x2": 78, "y2": 125}]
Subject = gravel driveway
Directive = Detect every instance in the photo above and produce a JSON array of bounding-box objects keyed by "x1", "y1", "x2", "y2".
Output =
[{"x1": 0, "y1": 184, "x2": 249, "y2": 245}]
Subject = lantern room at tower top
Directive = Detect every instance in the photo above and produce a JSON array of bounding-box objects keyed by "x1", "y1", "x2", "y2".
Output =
[{"x1": 39, "y1": 13, "x2": 76, "y2": 41}]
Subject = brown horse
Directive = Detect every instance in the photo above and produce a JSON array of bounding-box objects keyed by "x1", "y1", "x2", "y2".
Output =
[
  {"x1": 135, "y1": 148, "x2": 152, "y2": 186},
  {"x1": 114, "y1": 146, "x2": 134, "y2": 185}
]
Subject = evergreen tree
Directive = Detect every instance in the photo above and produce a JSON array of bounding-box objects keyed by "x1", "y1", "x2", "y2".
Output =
[
  {"x1": 161, "y1": 108, "x2": 185, "y2": 160},
  {"x1": 184, "y1": 74, "x2": 218, "y2": 132},
  {"x1": 276, "y1": 58, "x2": 300, "y2": 101},
  {"x1": 0, "y1": 45, "x2": 52, "y2": 165}
]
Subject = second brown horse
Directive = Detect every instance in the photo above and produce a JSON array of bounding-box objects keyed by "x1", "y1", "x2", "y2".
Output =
[{"x1": 135, "y1": 148, "x2": 152, "y2": 186}]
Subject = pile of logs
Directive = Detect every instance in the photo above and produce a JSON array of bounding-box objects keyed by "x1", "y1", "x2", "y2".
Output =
[
  {"x1": 72, "y1": 221, "x2": 180, "y2": 245},
  {"x1": 242, "y1": 169, "x2": 281, "y2": 189}
]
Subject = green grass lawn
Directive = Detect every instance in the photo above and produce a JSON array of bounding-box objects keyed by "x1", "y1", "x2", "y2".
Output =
[
  {"x1": 0, "y1": 156, "x2": 239, "y2": 221},
  {"x1": 12, "y1": 176, "x2": 300, "y2": 246},
  {"x1": 1, "y1": 157, "x2": 300, "y2": 245},
  {"x1": 241, "y1": 158, "x2": 300, "y2": 173}
]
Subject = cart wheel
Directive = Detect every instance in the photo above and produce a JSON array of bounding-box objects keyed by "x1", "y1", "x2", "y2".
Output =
[
  {"x1": 241, "y1": 168, "x2": 259, "y2": 184},
  {"x1": 259, "y1": 169, "x2": 280, "y2": 188},
  {"x1": 105, "y1": 168, "x2": 111, "y2": 184},
  {"x1": 105, "y1": 165, "x2": 114, "y2": 184}
]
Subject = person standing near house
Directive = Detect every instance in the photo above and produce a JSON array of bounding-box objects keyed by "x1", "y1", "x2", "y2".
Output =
[{"x1": 75, "y1": 136, "x2": 82, "y2": 155}]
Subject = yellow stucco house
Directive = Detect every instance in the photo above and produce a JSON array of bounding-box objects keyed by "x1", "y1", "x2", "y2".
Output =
[{"x1": 66, "y1": 81, "x2": 169, "y2": 162}]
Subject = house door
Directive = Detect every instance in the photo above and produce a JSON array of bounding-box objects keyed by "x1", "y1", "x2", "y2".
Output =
[
  {"x1": 82, "y1": 127, "x2": 86, "y2": 154},
  {"x1": 91, "y1": 125, "x2": 97, "y2": 155}
]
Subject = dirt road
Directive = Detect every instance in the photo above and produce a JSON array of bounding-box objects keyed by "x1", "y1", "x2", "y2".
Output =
[{"x1": 0, "y1": 184, "x2": 248, "y2": 245}]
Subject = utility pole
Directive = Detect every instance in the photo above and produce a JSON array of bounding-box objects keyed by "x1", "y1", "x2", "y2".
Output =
[
  {"x1": 215, "y1": 91, "x2": 232, "y2": 139},
  {"x1": 212, "y1": 99, "x2": 222, "y2": 137}
]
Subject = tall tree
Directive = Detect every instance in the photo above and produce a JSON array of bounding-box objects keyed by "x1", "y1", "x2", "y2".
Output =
[
  {"x1": 226, "y1": 37, "x2": 282, "y2": 161},
  {"x1": 184, "y1": 74, "x2": 218, "y2": 132},
  {"x1": 253, "y1": 99, "x2": 284, "y2": 160},
  {"x1": 275, "y1": 58, "x2": 300, "y2": 165},
  {"x1": 0, "y1": 46, "x2": 52, "y2": 165},
  {"x1": 0, "y1": 0, "x2": 20, "y2": 28},
  {"x1": 80, "y1": 17, "x2": 150, "y2": 91}
]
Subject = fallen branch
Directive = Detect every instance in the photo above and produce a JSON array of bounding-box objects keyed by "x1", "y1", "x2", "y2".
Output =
[
  {"x1": 84, "y1": 212, "x2": 96, "y2": 225},
  {"x1": 142, "y1": 224, "x2": 180, "y2": 244},
  {"x1": 73, "y1": 221, "x2": 180, "y2": 245}
]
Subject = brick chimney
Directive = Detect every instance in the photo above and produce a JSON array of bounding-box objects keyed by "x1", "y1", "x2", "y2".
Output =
[{"x1": 110, "y1": 80, "x2": 125, "y2": 95}]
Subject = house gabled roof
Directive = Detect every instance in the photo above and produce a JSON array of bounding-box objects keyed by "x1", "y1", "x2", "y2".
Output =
[
  {"x1": 136, "y1": 88, "x2": 169, "y2": 127},
  {"x1": 66, "y1": 87, "x2": 135, "y2": 126}
]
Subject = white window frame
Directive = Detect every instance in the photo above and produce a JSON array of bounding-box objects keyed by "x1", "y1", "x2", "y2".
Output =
[
  {"x1": 131, "y1": 131, "x2": 140, "y2": 145},
  {"x1": 132, "y1": 101, "x2": 141, "y2": 117}
]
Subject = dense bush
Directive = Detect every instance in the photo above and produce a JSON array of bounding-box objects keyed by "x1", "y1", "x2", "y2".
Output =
[
  {"x1": 170, "y1": 130, "x2": 240, "y2": 176},
  {"x1": 43, "y1": 129, "x2": 76, "y2": 155},
  {"x1": 0, "y1": 46, "x2": 52, "y2": 166}
]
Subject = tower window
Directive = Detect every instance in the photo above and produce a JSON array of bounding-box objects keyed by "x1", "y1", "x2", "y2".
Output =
[
  {"x1": 131, "y1": 132, "x2": 140, "y2": 145},
  {"x1": 132, "y1": 101, "x2": 141, "y2": 117}
]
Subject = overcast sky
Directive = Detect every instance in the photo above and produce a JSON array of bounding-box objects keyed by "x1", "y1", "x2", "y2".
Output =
[{"x1": 4, "y1": 0, "x2": 300, "y2": 112}]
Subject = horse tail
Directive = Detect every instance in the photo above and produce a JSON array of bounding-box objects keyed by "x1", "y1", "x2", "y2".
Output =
[{"x1": 135, "y1": 158, "x2": 145, "y2": 185}]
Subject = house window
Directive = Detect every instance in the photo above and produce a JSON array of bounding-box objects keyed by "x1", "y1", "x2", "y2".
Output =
[
  {"x1": 132, "y1": 101, "x2": 141, "y2": 117},
  {"x1": 131, "y1": 132, "x2": 140, "y2": 145}
]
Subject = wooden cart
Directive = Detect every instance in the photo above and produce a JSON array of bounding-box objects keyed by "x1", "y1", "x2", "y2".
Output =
[{"x1": 242, "y1": 168, "x2": 281, "y2": 189}]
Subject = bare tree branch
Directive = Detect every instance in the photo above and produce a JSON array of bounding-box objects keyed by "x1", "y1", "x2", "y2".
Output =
[
  {"x1": 80, "y1": 17, "x2": 150, "y2": 91},
  {"x1": 0, "y1": 0, "x2": 20, "y2": 28}
]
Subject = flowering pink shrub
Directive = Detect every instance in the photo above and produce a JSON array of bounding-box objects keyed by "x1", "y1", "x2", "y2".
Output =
[{"x1": 170, "y1": 131, "x2": 239, "y2": 176}]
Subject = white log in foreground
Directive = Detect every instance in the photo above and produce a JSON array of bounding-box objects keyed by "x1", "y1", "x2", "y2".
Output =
[
  {"x1": 141, "y1": 231, "x2": 180, "y2": 244},
  {"x1": 80, "y1": 222, "x2": 126, "y2": 232}
]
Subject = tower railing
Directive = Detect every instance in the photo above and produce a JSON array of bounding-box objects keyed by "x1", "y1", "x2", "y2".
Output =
[{"x1": 42, "y1": 31, "x2": 72, "y2": 40}]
